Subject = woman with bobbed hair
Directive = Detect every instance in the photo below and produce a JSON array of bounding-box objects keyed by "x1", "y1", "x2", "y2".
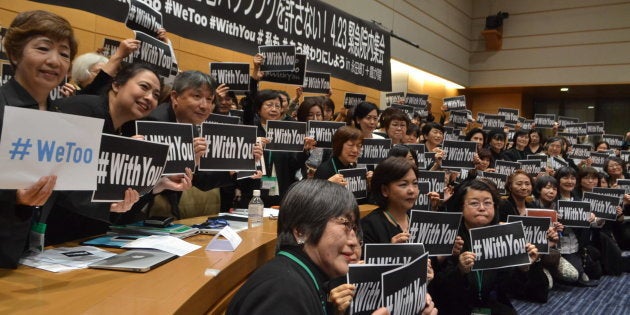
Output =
[
  {"x1": 0, "y1": 10, "x2": 78, "y2": 268},
  {"x1": 603, "y1": 156, "x2": 628, "y2": 187},
  {"x1": 346, "y1": 101, "x2": 383, "y2": 139},
  {"x1": 228, "y1": 180, "x2": 395, "y2": 314},
  {"x1": 432, "y1": 179, "x2": 548, "y2": 314},
  {"x1": 314, "y1": 126, "x2": 365, "y2": 186},
  {"x1": 383, "y1": 108, "x2": 411, "y2": 145},
  {"x1": 361, "y1": 157, "x2": 420, "y2": 244}
]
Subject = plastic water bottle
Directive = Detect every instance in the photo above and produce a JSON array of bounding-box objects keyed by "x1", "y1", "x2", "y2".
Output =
[{"x1": 248, "y1": 190, "x2": 264, "y2": 228}]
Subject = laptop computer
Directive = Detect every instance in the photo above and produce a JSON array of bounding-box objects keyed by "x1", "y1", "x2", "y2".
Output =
[{"x1": 88, "y1": 249, "x2": 177, "y2": 272}]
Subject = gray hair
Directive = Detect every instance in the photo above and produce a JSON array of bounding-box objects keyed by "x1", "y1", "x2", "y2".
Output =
[
  {"x1": 171, "y1": 70, "x2": 214, "y2": 94},
  {"x1": 71, "y1": 53, "x2": 108, "y2": 88}
]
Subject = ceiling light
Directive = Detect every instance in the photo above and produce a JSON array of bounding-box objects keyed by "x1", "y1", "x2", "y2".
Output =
[
  {"x1": 587, "y1": 105, "x2": 594, "y2": 109},
  {"x1": 560, "y1": 87, "x2": 569, "y2": 92}
]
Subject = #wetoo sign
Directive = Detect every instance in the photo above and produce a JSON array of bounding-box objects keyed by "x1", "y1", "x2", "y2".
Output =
[
  {"x1": 586, "y1": 122, "x2": 605, "y2": 135},
  {"x1": 261, "y1": 53, "x2": 306, "y2": 86},
  {"x1": 498, "y1": 108, "x2": 519, "y2": 125},
  {"x1": 602, "y1": 134, "x2": 624, "y2": 149},
  {"x1": 209, "y1": 62, "x2": 250, "y2": 92},
  {"x1": 125, "y1": 0, "x2": 163, "y2": 38},
  {"x1": 0, "y1": 107, "x2": 103, "y2": 190},
  {"x1": 347, "y1": 264, "x2": 400, "y2": 315},
  {"x1": 478, "y1": 171, "x2": 508, "y2": 195},
  {"x1": 199, "y1": 123, "x2": 257, "y2": 171},
  {"x1": 133, "y1": 31, "x2": 172, "y2": 77},
  {"x1": 412, "y1": 182, "x2": 431, "y2": 211},
  {"x1": 442, "y1": 95, "x2": 466, "y2": 111},
  {"x1": 93, "y1": 134, "x2": 168, "y2": 202},
  {"x1": 308, "y1": 120, "x2": 344, "y2": 149},
  {"x1": 381, "y1": 252, "x2": 428, "y2": 315},
  {"x1": 517, "y1": 160, "x2": 543, "y2": 176},
  {"x1": 339, "y1": 168, "x2": 368, "y2": 199},
  {"x1": 469, "y1": 221, "x2": 530, "y2": 271},
  {"x1": 265, "y1": 120, "x2": 307, "y2": 152},
  {"x1": 302, "y1": 71, "x2": 331, "y2": 94},
  {"x1": 507, "y1": 215, "x2": 551, "y2": 254},
  {"x1": 495, "y1": 160, "x2": 521, "y2": 176},
  {"x1": 358, "y1": 138, "x2": 391, "y2": 165},
  {"x1": 534, "y1": 114, "x2": 556, "y2": 129},
  {"x1": 417, "y1": 170, "x2": 445, "y2": 199},
  {"x1": 482, "y1": 114, "x2": 505, "y2": 131},
  {"x1": 135, "y1": 121, "x2": 195, "y2": 175},
  {"x1": 568, "y1": 144, "x2": 592, "y2": 160},
  {"x1": 206, "y1": 114, "x2": 240, "y2": 125},
  {"x1": 344, "y1": 93, "x2": 367, "y2": 109},
  {"x1": 409, "y1": 210, "x2": 462, "y2": 256},
  {"x1": 258, "y1": 45, "x2": 296, "y2": 72},
  {"x1": 582, "y1": 192, "x2": 620, "y2": 221},
  {"x1": 363, "y1": 243, "x2": 425, "y2": 265},
  {"x1": 442, "y1": 140, "x2": 477, "y2": 169},
  {"x1": 557, "y1": 200, "x2": 591, "y2": 228}
]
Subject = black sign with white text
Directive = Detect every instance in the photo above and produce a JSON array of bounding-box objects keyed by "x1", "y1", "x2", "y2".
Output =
[
  {"x1": 409, "y1": 210, "x2": 461, "y2": 256},
  {"x1": 126, "y1": 0, "x2": 163, "y2": 38},
  {"x1": 199, "y1": 123, "x2": 257, "y2": 171},
  {"x1": 586, "y1": 122, "x2": 605, "y2": 135},
  {"x1": 568, "y1": 144, "x2": 592, "y2": 160},
  {"x1": 602, "y1": 134, "x2": 624, "y2": 149},
  {"x1": 406, "y1": 144, "x2": 426, "y2": 170},
  {"x1": 102, "y1": 38, "x2": 136, "y2": 63},
  {"x1": 498, "y1": 108, "x2": 519, "y2": 125},
  {"x1": 385, "y1": 92, "x2": 405, "y2": 106},
  {"x1": 583, "y1": 192, "x2": 621, "y2": 221},
  {"x1": 495, "y1": 160, "x2": 521, "y2": 176},
  {"x1": 507, "y1": 215, "x2": 551, "y2": 254},
  {"x1": 364, "y1": 243, "x2": 425, "y2": 265},
  {"x1": 258, "y1": 45, "x2": 296, "y2": 72},
  {"x1": 405, "y1": 93, "x2": 429, "y2": 107},
  {"x1": 135, "y1": 121, "x2": 195, "y2": 175},
  {"x1": 133, "y1": 31, "x2": 173, "y2": 77},
  {"x1": 358, "y1": 138, "x2": 391, "y2": 165},
  {"x1": 381, "y1": 253, "x2": 428, "y2": 315},
  {"x1": 517, "y1": 160, "x2": 543, "y2": 176},
  {"x1": 302, "y1": 71, "x2": 331, "y2": 93},
  {"x1": 391, "y1": 104, "x2": 415, "y2": 119},
  {"x1": 527, "y1": 154, "x2": 547, "y2": 169},
  {"x1": 265, "y1": 120, "x2": 307, "y2": 152},
  {"x1": 308, "y1": 120, "x2": 345, "y2": 148},
  {"x1": 261, "y1": 53, "x2": 306, "y2": 86},
  {"x1": 344, "y1": 93, "x2": 367, "y2": 109},
  {"x1": 442, "y1": 140, "x2": 477, "y2": 169},
  {"x1": 534, "y1": 114, "x2": 556, "y2": 129},
  {"x1": 347, "y1": 264, "x2": 400, "y2": 315},
  {"x1": 470, "y1": 221, "x2": 530, "y2": 270},
  {"x1": 564, "y1": 123, "x2": 588, "y2": 136},
  {"x1": 478, "y1": 171, "x2": 508, "y2": 195},
  {"x1": 339, "y1": 168, "x2": 368, "y2": 199},
  {"x1": 412, "y1": 182, "x2": 431, "y2": 211},
  {"x1": 443, "y1": 96, "x2": 466, "y2": 111},
  {"x1": 417, "y1": 170, "x2": 445, "y2": 199},
  {"x1": 92, "y1": 134, "x2": 169, "y2": 202},
  {"x1": 590, "y1": 152, "x2": 609, "y2": 170},
  {"x1": 482, "y1": 114, "x2": 505, "y2": 131},
  {"x1": 209, "y1": 62, "x2": 250, "y2": 92},
  {"x1": 558, "y1": 116, "x2": 579, "y2": 129},
  {"x1": 449, "y1": 110, "x2": 469, "y2": 128},
  {"x1": 592, "y1": 187, "x2": 626, "y2": 201},
  {"x1": 557, "y1": 132, "x2": 578, "y2": 146},
  {"x1": 206, "y1": 114, "x2": 241, "y2": 125},
  {"x1": 557, "y1": 200, "x2": 591, "y2": 228}
]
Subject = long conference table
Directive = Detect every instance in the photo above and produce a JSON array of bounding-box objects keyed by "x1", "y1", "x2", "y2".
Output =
[{"x1": 0, "y1": 205, "x2": 377, "y2": 315}]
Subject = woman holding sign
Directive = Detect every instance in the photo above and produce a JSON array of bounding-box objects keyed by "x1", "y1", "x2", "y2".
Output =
[
  {"x1": 0, "y1": 10, "x2": 78, "y2": 268},
  {"x1": 431, "y1": 179, "x2": 548, "y2": 314},
  {"x1": 314, "y1": 126, "x2": 364, "y2": 186}
]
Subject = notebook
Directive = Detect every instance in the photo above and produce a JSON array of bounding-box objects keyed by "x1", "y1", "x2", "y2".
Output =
[
  {"x1": 88, "y1": 249, "x2": 177, "y2": 272},
  {"x1": 196, "y1": 214, "x2": 249, "y2": 235}
]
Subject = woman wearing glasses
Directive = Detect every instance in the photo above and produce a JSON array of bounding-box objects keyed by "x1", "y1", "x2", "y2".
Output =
[
  {"x1": 431, "y1": 179, "x2": 548, "y2": 314},
  {"x1": 383, "y1": 109, "x2": 411, "y2": 145}
]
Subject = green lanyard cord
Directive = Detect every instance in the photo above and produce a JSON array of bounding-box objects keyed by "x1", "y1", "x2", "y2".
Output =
[
  {"x1": 475, "y1": 270, "x2": 483, "y2": 300},
  {"x1": 277, "y1": 251, "x2": 327, "y2": 315},
  {"x1": 331, "y1": 158, "x2": 338, "y2": 174}
]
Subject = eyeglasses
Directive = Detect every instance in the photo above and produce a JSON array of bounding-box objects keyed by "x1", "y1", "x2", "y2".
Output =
[
  {"x1": 263, "y1": 102, "x2": 281, "y2": 109},
  {"x1": 465, "y1": 200, "x2": 494, "y2": 209},
  {"x1": 332, "y1": 216, "x2": 358, "y2": 234}
]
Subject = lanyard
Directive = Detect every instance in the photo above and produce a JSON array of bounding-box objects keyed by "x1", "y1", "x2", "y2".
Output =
[
  {"x1": 331, "y1": 158, "x2": 338, "y2": 174},
  {"x1": 384, "y1": 210, "x2": 407, "y2": 231},
  {"x1": 475, "y1": 270, "x2": 483, "y2": 300},
  {"x1": 278, "y1": 251, "x2": 327, "y2": 315}
]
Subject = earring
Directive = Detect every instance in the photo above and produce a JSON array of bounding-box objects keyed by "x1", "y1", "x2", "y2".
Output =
[{"x1": 297, "y1": 238, "x2": 305, "y2": 245}]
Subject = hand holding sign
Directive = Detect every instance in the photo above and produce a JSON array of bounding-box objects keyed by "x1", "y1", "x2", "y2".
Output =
[
  {"x1": 152, "y1": 167, "x2": 193, "y2": 194},
  {"x1": 16, "y1": 175, "x2": 57, "y2": 207},
  {"x1": 109, "y1": 188, "x2": 140, "y2": 213}
]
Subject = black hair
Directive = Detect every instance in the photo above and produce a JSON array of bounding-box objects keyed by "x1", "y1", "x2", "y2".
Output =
[
  {"x1": 111, "y1": 63, "x2": 163, "y2": 93},
  {"x1": 370, "y1": 157, "x2": 419, "y2": 208},
  {"x1": 533, "y1": 175, "x2": 557, "y2": 199},
  {"x1": 388, "y1": 144, "x2": 419, "y2": 167},
  {"x1": 421, "y1": 122, "x2": 444, "y2": 136},
  {"x1": 277, "y1": 179, "x2": 359, "y2": 248},
  {"x1": 347, "y1": 101, "x2": 379, "y2": 131}
]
